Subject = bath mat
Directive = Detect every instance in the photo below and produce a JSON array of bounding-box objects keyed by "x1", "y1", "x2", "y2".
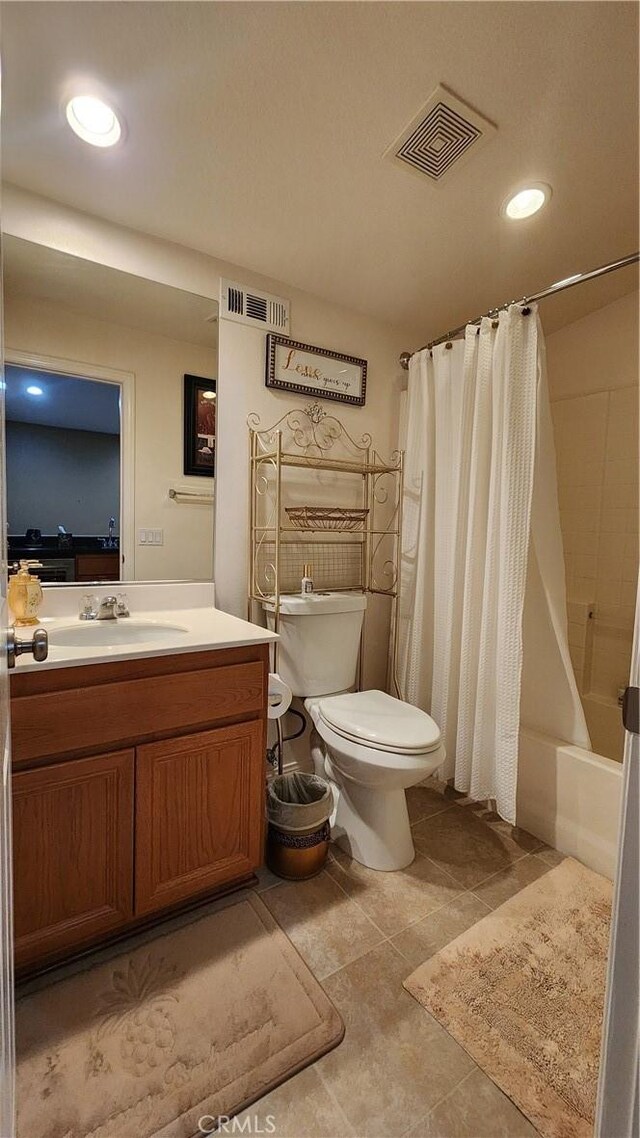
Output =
[
  {"x1": 403, "y1": 858, "x2": 611, "y2": 1138},
  {"x1": 16, "y1": 892, "x2": 344, "y2": 1138}
]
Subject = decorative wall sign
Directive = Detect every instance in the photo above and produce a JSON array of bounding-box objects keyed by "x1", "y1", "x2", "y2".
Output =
[
  {"x1": 183, "y1": 374, "x2": 216, "y2": 477},
  {"x1": 265, "y1": 334, "x2": 367, "y2": 406}
]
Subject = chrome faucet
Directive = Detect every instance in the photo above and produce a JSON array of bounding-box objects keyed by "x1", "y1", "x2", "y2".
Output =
[
  {"x1": 96, "y1": 595, "x2": 119, "y2": 620},
  {"x1": 79, "y1": 592, "x2": 130, "y2": 621},
  {"x1": 100, "y1": 517, "x2": 117, "y2": 550}
]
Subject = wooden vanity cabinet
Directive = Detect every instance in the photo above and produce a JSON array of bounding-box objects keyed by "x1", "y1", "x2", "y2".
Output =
[
  {"x1": 10, "y1": 644, "x2": 269, "y2": 974},
  {"x1": 135, "y1": 720, "x2": 265, "y2": 915},
  {"x1": 12, "y1": 749, "x2": 134, "y2": 970},
  {"x1": 75, "y1": 551, "x2": 119, "y2": 581}
]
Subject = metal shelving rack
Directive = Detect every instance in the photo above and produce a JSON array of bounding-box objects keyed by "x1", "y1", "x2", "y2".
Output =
[{"x1": 248, "y1": 402, "x2": 404, "y2": 693}]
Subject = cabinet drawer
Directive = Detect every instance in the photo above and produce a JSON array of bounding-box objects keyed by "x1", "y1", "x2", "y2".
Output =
[
  {"x1": 75, "y1": 553, "x2": 119, "y2": 581},
  {"x1": 134, "y1": 722, "x2": 265, "y2": 915},
  {"x1": 11, "y1": 661, "x2": 265, "y2": 763},
  {"x1": 13, "y1": 750, "x2": 134, "y2": 969}
]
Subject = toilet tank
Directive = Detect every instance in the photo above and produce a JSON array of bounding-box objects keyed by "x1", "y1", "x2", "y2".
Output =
[{"x1": 263, "y1": 592, "x2": 367, "y2": 697}]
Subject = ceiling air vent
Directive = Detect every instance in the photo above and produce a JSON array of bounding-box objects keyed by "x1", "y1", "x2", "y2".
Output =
[
  {"x1": 386, "y1": 85, "x2": 496, "y2": 184},
  {"x1": 220, "y1": 279, "x2": 290, "y2": 334}
]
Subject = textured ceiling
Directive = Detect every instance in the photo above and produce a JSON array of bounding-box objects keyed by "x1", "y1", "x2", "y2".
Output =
[{"x1": 1, "y1": 1, "x2": 638, "y2": 340}]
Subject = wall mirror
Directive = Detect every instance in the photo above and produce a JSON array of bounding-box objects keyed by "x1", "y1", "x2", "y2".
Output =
[{"x1": 3, "y1": 235, "x2": 217, "y2": 584}]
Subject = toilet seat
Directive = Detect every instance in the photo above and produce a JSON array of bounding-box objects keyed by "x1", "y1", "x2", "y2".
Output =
[
  {"x1": 316, "y1": 689, "x2": 441, "y2": 755},
  {"x1": 311, "y1": 712, "x2": 445, "y2": 784}
]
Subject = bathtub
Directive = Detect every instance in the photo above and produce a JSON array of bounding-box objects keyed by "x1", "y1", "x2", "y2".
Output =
[{"x1": 517, "y1": 728, "x2": 623, "y2": 879}]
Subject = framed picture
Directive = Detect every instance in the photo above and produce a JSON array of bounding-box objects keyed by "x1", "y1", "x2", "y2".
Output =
[
  {"x1": 183, "y1": 374, "x2": 216, "y2": 477},
  {"x1": 265, "y1": 334, "x2": 367, "y2": 406}
]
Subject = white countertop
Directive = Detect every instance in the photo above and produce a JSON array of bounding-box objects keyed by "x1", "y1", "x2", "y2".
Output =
[{"x1": 12, "y1": 583, "x2": 277, "y2": 673}]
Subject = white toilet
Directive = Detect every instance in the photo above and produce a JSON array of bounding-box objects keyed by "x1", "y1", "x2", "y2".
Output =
[{"x1": 264, "y1": 593, "x2": 445, "y2": 871}]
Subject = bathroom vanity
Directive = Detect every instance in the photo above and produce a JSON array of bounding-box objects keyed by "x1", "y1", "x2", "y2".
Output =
[
  {"x1": 9, "y1": 587, "x2": 276, "y2": 976},
  {"x1": 3, "y1": 237, "x2": 243, "y2": 977}
]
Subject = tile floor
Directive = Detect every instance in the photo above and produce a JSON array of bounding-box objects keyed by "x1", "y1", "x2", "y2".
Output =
[{"x1": 238, "y1": 780, "x2": 563, "y2": 1138}]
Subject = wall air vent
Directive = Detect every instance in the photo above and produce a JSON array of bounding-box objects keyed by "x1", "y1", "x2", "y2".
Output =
[
  {"x1": 386, "y1": 85, "x2": 496, "y2": 184},
  {"x1": 220, "y1": 279, "x2": 290, "y2": 334}
]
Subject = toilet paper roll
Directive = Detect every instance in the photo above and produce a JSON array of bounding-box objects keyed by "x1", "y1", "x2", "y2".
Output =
[{"x1": 267, "y1": 672, "x2": 293, "y2": 720}]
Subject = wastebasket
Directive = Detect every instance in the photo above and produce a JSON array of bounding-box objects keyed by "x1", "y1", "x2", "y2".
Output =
[{"x1": 266, "y1": 772, "x2": 333, "y2": 880}]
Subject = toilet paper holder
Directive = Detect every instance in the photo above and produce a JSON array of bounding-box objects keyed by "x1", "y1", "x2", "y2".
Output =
[{"x1": 267, "y1": 673, "x2": 292, "y2": 720}]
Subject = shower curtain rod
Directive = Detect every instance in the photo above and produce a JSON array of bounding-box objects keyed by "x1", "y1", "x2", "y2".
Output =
[{"x1": 398, "y1": 250, "x2": 640, "y2": 369}]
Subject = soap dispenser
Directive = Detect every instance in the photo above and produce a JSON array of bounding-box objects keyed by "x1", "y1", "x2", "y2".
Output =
[{"x1": 9, "y1": 561, "x2": 44, "y2": 626}]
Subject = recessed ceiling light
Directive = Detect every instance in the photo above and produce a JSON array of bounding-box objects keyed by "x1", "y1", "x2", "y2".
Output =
[
  {"x1": 202, "y1": 390, "x2": 216, "y2": 401},
  {"x1": 503, "y1": 183, "x2": 551, "y2": 220},
  {"x1": 26, "y1": 385, "x2": 44, "y2": 397},
  {"x1": 65, "y1": 94, "x2": 122, "y2": 148}
]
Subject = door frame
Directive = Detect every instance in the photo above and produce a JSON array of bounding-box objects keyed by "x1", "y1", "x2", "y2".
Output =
[
  {"x1": 5, "y1": 348, "x2": 135, "y2": 579},
  {"x1": 596, "y1": 580, "x2": 639, "y2": 1138}
]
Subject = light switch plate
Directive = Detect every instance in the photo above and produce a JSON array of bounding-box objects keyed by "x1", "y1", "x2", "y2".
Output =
[{"x1": 138, "y1": 528, "x2": 164, "y2": 546}]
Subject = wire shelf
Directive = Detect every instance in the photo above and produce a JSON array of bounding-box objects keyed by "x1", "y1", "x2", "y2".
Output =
[
  {"x1": 251, "y1": 450, "x2": 399, "y2": 475},
  {"x1": 254, "y1": 540, "x2": 365, "y2": 596},
  {"x1": 248, "y1": 403, "x2": 404, "y2": 694},
  {"x1": 285, "y1": 506, "x2": 369, "y2": 532}
]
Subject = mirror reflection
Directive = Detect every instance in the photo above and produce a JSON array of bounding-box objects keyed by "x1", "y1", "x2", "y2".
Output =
[
  {"x1": 3, "y1": 236, "x2": 217, "y2": 583},
  {"x1": 7, "y1": 367, "x2": 121, "y2": 582}
]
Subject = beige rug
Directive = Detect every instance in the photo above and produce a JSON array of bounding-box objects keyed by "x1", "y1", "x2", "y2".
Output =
[
  {"x1": 16, "y1": 892, "x2": 344, "y2": 1138},
  {"x1": 404, "y1": 858, "x2": 611, "y2": 1138}
]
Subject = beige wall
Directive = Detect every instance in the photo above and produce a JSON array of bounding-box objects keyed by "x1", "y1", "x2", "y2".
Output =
[
  {"x1": 546, "y1": 289, "x2": 639, "y2": 759},
  {"x1": 4, "y1": 295, "x2": 216, "y2": 580}
]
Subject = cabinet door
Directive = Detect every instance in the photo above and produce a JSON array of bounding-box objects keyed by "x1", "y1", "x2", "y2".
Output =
[
  {"x1": 12, "y1": 750, "x2": 134, "y2": 969},
  {"x1": 75, "y1": 553, "x2": 119, "y2": 581},
  {"x1": 135, "y1": 721, "x2": 264, "y2": 916}
]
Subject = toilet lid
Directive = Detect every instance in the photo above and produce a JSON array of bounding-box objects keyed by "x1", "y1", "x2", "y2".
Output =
[{"x1": 318, "y1": 690, "x2": 441, "y2": 755}]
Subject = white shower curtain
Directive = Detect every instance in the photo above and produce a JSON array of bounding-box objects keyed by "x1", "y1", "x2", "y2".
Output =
[{"x1": 397, "y1": 304, "x2": 589, "y2": 824}]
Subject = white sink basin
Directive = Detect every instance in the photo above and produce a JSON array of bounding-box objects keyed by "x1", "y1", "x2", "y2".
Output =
[{"x1": 48, "y1": 620, "x2": 190, "y2": 648}]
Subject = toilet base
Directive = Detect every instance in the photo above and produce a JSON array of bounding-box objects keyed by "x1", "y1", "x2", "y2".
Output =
[{"x1": 332, "y1": 780, "x2": 415, "y2": 871}]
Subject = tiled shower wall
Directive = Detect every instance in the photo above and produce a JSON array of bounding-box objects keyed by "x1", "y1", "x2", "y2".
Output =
[{"x1": 547, "y1": 289, "x2": 639, "y2": 761}]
